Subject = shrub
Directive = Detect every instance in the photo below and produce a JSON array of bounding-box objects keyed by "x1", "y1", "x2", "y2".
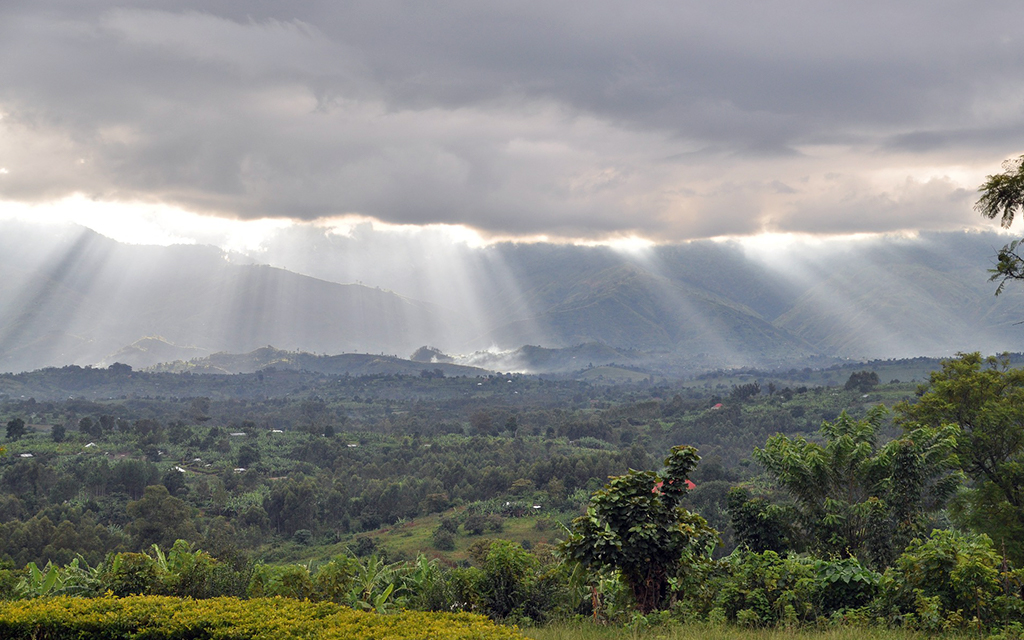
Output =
[
  {"x1": 708, "y1": 550, "x2": 817, "y2": 626},
  {"x1": 700, "y1": 550, "x2": 880, "y2": 626},
  {"x1": 100, "y1": 552, "x2": 161, "y2": 596},
  {"x1": 0, "y1": 596, "x2": 525, "y2": 640},
  {"x1": 875, "y1": 529, "x2": 1021, "y2": 631},
  {"x1": 156, "y1": 541, "x2": 220, "y2": 599},
  {"x1": 479, "y1": 540, "x2": 539, "y2": 620},
  {"x1": 431, "y1": 528, "x2": 455, "y2": 551},
  {"x1": 464, "y1": 515, "x2": 488, "y2": 536},
  {"x1": 313, "y1": 556, "x2": 359, "y2": 603},
  {"x1": 248, "y1": 563, "x2": 315, "y2": 600},
  {"x1": 0, "y1": 560, "x2": 18, "y2": 599}
]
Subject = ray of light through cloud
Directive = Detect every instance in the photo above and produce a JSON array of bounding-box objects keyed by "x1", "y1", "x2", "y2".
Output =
[
  {"x1": 2, "y1": 2, "x2": 1024, "y2": 371},
  {"x1": 0, "y1": 195, "x2": 293, "y2": 252},
  {"x1": 0, "y1": 2, "x2": 1022, "y2": 241}
]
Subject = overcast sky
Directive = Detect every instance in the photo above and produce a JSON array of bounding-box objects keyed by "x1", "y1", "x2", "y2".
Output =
[{"x1": 1, "y1": 1, "x2": 1023, "y2": 243}]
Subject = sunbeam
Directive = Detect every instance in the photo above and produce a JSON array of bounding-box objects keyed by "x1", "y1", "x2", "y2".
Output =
[
  {"x1": 0, "y1": 226, "x2": 117, "y2": 369},
  {"x1": 3, "y1": 212, "x2": 1024, "y2": 377},
  {"x1": 622, "y1": 245, "x2": 766, "y2": 370}
]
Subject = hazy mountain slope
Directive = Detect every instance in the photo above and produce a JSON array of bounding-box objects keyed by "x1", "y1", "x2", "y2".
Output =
[
  {"x1": 774, "y1": 242, "x2": 1024, "y2": 358},
  {"x1": 107, "y1": 337, "x2": 211, "y2": 370},
  {"x1": 638, "y1": 242, "x2": 805, "y2": 321},
  {"x1": 482, "y1": 231, "x2": 1024, "y2": 364},
  {"x1": 475, "y1": 241, "x2": 805, "y2": 330},
  {"x1": 476, "y1": 244, "x2": 626, "y2": 326},
  {"x1": 486, "y1": 263, "x2": 817, "y2": 368},
  {"x1": 3, "y1": 221, "x2": 1024, "y2": 375},
  {"x1": 777, "y1": 266, "x2": 970, "y2": 358},
  {"x1": 457, "y1": 343, "x2": 641, "y2": 374},
  {"x1": 0, "y1": 225, "x2": 452, "y2": 372}
]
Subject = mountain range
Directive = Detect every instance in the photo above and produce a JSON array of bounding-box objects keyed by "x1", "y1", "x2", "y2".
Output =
[{"x1": 0, "y1": 220, "x2": 1022, "y2": 375}]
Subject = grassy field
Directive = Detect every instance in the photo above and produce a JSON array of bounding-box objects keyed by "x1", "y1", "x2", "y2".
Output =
[
  {"x1": 256, "y1": 510, "x2": 568, "y2": 565},
  {"x1": 576, "y1": 366, "x2": 659, "y2": 384},
  {"x1": 524, "y1": 622, "x2": 935, "y2": 640},
  {"x1": 376, "y1": 512, "x2": 564, "y2": 561}
]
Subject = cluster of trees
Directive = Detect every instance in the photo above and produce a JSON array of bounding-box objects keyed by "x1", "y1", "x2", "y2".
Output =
[
  {"x1": 5, "y1": 381, "x2": 1024, "y2": 633},
  {"x1": 555, "y1": 350, "x2": 1024, "y2": 630},
  {"x1": 0, "y1": 360, "x2": 893, "y2": 570},
  {"x1": 0, "y1": 351, "x2": 1023, "y2": 632},
  {"x1": 730, "y1": 354, "x2": 1024, "y2": 567}
]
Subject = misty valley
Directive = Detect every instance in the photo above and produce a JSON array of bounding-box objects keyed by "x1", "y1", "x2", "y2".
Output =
[
  {"x1": 3, "y1": 349, "x2": 1024, "y2": 637},
  {"x1": 5, "y1": 222, "x2": 1024, "y2": 638}
]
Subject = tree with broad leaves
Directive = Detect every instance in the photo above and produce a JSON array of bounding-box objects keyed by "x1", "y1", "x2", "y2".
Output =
[
  {"x1": 975, "y1": 155, "x2": 1024, "y2": 293},
  {"x1": 845, "y1": 370, "x2": 880, "y2": 393},
  {"x1": 754, "y1": 406, "x2": 962, "y2": 568},
  {"x1": 896, "y1": 352, "x2": 1024, "y2": 564},
  {"x1": 126, "y1": 485, "x2": 199, "y2": 550},
  {"x1": 559, "y1": 445, "x2": 717, "y2": 614}
]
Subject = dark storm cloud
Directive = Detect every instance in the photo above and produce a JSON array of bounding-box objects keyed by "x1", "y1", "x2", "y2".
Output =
[{"x1": 1, "y1": 1, "x2": 1022, "y2": 239}]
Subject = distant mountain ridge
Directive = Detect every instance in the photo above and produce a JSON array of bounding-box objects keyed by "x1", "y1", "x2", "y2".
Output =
[
  {"x1": 473, "y1": 232, "x2": 1024, "y2": 364},
  {"x1": 1, "y1": 221, "x2": 1023, "y2": 375}
]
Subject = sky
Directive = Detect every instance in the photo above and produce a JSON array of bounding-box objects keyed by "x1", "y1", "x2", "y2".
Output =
[{"x1": 1, "y1": 1, "x2": 1023, "y2": 248}]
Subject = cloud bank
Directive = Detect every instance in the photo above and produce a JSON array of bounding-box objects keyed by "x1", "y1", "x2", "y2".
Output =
[{"x1": 1, "y1": 1, "x2": 1022, "y2": 241}]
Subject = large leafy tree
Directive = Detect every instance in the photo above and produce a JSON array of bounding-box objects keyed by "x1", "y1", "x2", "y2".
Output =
[
  {"x1": 897, "y1": 353, "x2": 1024, "y2": 563},
  {"x1": 264, "y1": 476, "x2": 320, "y2": 536},
  {"x1": 5, "y1": 418, "x2": 25, "y2": 441},
  {"x1": 976, "y1": 155, "x2": 1024, "y2": 293},
  {"x1": 126, "y1": 485, "x2": 199, "y2": 550},
  {"x1": 559, "y1": 445, "x2": 716, "y2": 613},
  {"x1": 754, "y1": 406, "x2": 961, "y2": 568}
]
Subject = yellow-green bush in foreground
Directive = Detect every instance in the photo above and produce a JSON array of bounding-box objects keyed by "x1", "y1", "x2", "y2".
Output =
[{"x1": 0, "y1": 595, "x2": 525, "y2": 640}]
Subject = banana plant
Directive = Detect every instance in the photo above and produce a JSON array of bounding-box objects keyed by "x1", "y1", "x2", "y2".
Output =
[
  {"x1": 15, "y1": 561, "x2": 62, "y2": 598},
  {"x1": 150, "y1": 544, "x2": 169, "y2": 574},
  {"x1": 399, "y1": 554, "x2": 442, "y2": 610},
  {"x1": 53, "y1": 557, "x2": 102, "y2": 597},
  {"x1": 349, "y1": 554, "x2": 405, "y2": 613},
  {"x1": 367, "y1": 582, "x2": 395, "y2": 614}
]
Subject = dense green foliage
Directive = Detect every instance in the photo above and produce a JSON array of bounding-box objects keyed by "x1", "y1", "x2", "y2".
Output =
[
  {"x1": 753, "y1": 407, "x2": 961, "y2": 567},
  {"x1": 0, "y1": 363, "x2": 910, "y2": 570},
  {"x1": 897, "y1": 353, "x2": 1024, "y2": 565},
  {"x1": 4, "y1": 355, "x2": 1024, "y2": 635}
]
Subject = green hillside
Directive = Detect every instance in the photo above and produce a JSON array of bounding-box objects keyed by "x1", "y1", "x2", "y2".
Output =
[
  {"x1": 775, "y1": 263, "x2": 1024, "y2": 358},
  {"x1": 489, "y1": 263, "x2": 815, "y2": 368}
]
